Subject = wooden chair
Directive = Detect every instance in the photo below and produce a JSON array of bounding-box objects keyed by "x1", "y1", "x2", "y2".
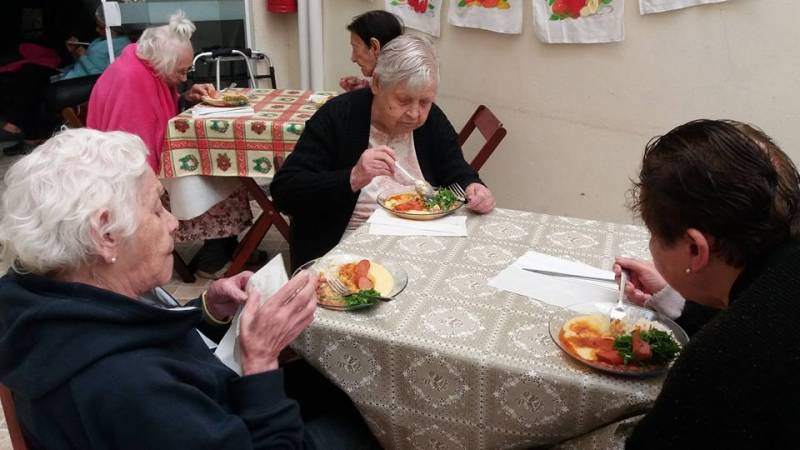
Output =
[
  {"x1": 457, "y1": 105, "x2": 507, "y2": 172},
  {"x1": 0, "y1": 385, "x2": 31, "y2": 450}
]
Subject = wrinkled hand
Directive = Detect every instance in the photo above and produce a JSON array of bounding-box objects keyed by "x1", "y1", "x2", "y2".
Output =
[
  {"x1": 613, "y1": 257, "x2": 668, "y2": 306},
  {"x1": 339, "y1": 76, "x2": 369, "y2": 92},
  {"x1": 184, "y1": 83, "x2": 217, "y2": 103},
  {"x1": 464, "y1": 183, "x2": 495, "y2": 214},
  {"x1": 238, "y1": 271, "x2": 319, "y2": 375},
  {"x1": 204, "y1": 271, "x2": 252, "y2": 322},
  {"x1": 350, "y1": 145, "x2": 396, "y2": 191}
]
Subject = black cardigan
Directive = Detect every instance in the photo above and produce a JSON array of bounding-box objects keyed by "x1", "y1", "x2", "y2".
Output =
[
  {"x1": 271, "y1": 88, "x2": 482, "y2": 270},
  {"x1": 626, "y1": 241, "x2": 800, "y2": 449}
]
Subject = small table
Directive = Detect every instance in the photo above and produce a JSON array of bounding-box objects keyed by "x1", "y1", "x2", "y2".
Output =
[
  {"x1": 292, "y1": 209, "x2": 659, "y2": 449},
  {"x1": 161, "y1": 88, "x2": 335, "y2": 276}
]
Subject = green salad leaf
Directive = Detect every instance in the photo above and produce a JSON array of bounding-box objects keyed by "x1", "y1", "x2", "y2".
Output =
[
  {"x1": 424, "y1": 189, "x2": 456, "y2": 211},
  {"x1": 342, "y1": 289, "x2": 380, "y2": 306},
  {"x1": 613, "y1": 328, "x2": 680, "y2": 366}
]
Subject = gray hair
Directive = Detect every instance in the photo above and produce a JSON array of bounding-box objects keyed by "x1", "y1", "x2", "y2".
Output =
[
  {"x1": 0, "y1": 129, "x2": 149, "y2": 275},
  {"x1": 136, "y1": 10, "x2": 195, "y2": 77},
  {"x1": 372, "y1": 34, "x2": 439, "y2": 91}
]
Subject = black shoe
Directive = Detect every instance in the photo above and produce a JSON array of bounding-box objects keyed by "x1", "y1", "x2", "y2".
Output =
[
  {"x1": 2, "y1": 141, "x2": 35, "y2": 156},
  {"x1": 195, "y1": 236, "x2": 239, "y2": 279}
]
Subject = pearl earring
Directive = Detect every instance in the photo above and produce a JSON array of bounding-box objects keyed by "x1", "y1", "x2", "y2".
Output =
[
  {"x1": 685, "y1": 267, "x2": 691, "y2": 274},
  {"x1": 111, "y1": 257, "x2": 117, "y2": 263}
]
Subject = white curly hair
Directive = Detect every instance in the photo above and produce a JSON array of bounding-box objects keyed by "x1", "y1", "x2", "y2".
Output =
[
  {"x1": 0, "y1": 129, "x2": 149, "y2": 275},
  {"x1": 136, "y1": 10, "x2": 196, "y2": 78},
  {"x1": 372, "y1": 34, "x2": 439, "y2": 91}
]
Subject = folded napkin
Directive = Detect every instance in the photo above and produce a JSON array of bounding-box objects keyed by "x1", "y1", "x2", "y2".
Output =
[
  {"x1": 215, "y1": 254, "x2": 288, "y2": 375},
  {"x1": 488, "y1": 250, "x2": 617, "y2": 308},
  {"x1": 367, "y1": 208, "x2": 467, "y2": 236},
  {"x1": 191, "y1": 105, "x2": 255, "y2": 118}
]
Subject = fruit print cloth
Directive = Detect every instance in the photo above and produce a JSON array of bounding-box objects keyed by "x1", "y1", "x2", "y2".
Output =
[
  {"x1": 532, "y1": 0, "x2": 625, "y2": 44},
  {"x1": 385, "y1": 0, "x2": 444, "y2": 37},
  {"x1": 639, "y1": 0, "x2": 726, "y2": 15},
  {"x1": 447, "y1": 0, "x2": 523, "y2": 35}
]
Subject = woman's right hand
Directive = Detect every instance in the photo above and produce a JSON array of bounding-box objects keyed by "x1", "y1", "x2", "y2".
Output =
[
  {"x1": 339, "y1": 76, "x2": 369, "y2": 92},
  {"x1": 613, "y1": 256, "x2": 667, "y2": 306},
  {"x1": 350, "y1": 145, "x2": 396, "y2": 191},
  {"x1": 238, "y1": 271, "x2": 319, "y2": 376},
  {"x1": 65, "y1": 37, "x2": 85, "y2": 58}
]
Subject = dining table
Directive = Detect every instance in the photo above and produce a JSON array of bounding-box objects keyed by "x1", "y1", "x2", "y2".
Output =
[
  {"x1": 160, "y1": 88, "x2": 335, "y2": 276},
  {"x1": 291, "y1": 207, "x2": 661, "y2": 449}
]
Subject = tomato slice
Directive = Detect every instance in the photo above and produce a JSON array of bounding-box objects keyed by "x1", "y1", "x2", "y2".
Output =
[
  {"x1": 596, "y1": 349, "x2": 624, "y2": 365},
  {"x1": 632, "y1": 331, "x2": 652, "y2": 361}
]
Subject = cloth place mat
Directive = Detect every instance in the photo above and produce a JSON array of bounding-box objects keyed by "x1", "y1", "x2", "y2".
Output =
[
  {"x1": 488, "y1": 250, "x2": 618, "y2": 307},
  {"x1": 447, "y1": 0, "x2": 523, "y2": 34},
  {"x1": 385, "y1": 0, "x2": 444, "y2": 37},
  {"x1": 532, "y1": 0, "x2": 625, "y2": 44},
  {"x1": 215, "y1": 254, "x2": 289, "y2": 375},
  {"x1": 639, "y1": 0, "x2": 726, "y2": 14},
  {"x1": 366, "y1": 208, "x2": 468, "y2": 236}
]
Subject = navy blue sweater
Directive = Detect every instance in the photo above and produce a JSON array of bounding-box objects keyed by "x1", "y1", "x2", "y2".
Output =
[{"x1": 0, "y1": 271, "x2": 314, "y2": 449}]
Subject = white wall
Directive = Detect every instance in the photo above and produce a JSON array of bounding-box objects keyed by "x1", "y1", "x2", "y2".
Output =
[{"x1": 252, "y1": 0, "x2": 800, "y2": 224}]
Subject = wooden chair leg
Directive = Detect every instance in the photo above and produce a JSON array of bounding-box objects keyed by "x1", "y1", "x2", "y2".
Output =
[{"x1": 173, "y1": 250, "x2": 196, "y2": 283}]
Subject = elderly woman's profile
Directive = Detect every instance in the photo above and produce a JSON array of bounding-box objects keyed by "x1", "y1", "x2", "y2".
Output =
[
  {"x1": 0, "y1": 129, "x2": 380, "y2": 449},
  {"x1": 272, "y1": 34, "x2": 496, "y2": 270}
]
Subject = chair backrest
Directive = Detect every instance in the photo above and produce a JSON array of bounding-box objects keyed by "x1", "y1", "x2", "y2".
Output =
[
  {"x1": 457, "y1": 105, "x2": 507, "y2": 172},
  {"x1": 0, "y1": 385, "x2": 31, "y2": 450}
]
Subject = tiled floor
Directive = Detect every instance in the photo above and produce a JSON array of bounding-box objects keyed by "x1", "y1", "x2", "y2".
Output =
[{"x1": 0, "y1": 150, "x2": 290, "y2": 448}]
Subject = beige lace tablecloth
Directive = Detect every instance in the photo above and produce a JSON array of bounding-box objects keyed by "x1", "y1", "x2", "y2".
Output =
[{"x1": 292, "y1": 208, "x2": 659, "y2": 449}]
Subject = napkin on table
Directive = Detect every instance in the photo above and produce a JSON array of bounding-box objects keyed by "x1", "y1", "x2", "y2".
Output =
[
  {"x1": 191, "y1": 105, "x2": 255, "y2": 118},
  {"x1": 366, "y1": 208, "x2": 467, "y2": 236},
  {"x1": 488, "y1": 250, "x2": 618, "y2": 308},
  {"x1": 215, "y1": 254, "x2": 288, "y2": 375}
]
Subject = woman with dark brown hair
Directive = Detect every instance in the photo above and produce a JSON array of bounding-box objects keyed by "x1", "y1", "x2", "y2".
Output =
[{"x1": 618, "y1": 119, "x2": 800, "y2": 448}]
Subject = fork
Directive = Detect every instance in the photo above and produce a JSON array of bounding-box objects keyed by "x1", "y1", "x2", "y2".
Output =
[
  {"x1": 447, "y1": 183, "x2": 468, "y2": 203},
  {"x1": 326, "y1": 275, "x2": 392, "y2": 302},
  {"x1": 609, "y1": 269, "x2": 629, "y2": 321}
]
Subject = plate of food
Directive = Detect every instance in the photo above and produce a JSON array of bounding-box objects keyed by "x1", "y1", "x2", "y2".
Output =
[
  {"x1": 293, "y1": 253, "x2": 407, "y2": 311},
  {"x1": 201, "y1": 91, "x2": 250, "y2": 107},
  {"x1": 549, "y1": 302, "x2": 688, "y2": 376},
  {"x1": 377, "y1": 188, "x2": 464, "y2": 221}
]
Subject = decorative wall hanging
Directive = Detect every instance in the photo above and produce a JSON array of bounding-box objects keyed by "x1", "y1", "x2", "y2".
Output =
[
  {"x1": 447, "y1": 0, "x2": 523, "y2": 34},
  {"x1": 532, "y1": 0, "x2": 624, "y2": 44},
  {"x1": 386, "y1": 0, "x2": 445, "y2": 37},
  {"x1": 639, "y1": 0, "x2": 727, "y2": 15}
]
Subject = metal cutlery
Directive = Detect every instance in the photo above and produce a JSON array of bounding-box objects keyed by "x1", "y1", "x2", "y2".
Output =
[
  {"x1": 522, "y1": 268, "x2": 615, "y2": 283},
  {"x1": 394, "y1": 161, "x2": 436, "y2": 200}
]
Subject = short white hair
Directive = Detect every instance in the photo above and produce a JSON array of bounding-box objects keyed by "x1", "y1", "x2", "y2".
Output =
[
  {"x1": 0, "y1": 129, "x2": 149, "y2": 275},
  {"x1": 373, "y1": 34, "x2": 439, "y2": 91},
  {"x1": 136, "y1": 10, "x2": 195, "y2": 77}
]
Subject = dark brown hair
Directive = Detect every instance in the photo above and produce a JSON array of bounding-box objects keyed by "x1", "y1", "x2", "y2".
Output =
[
  {"x1": 346, "y1": 10, "x2": 404, "y2": 49},
  {"x1": 631, "y1": 119, "x2": 800, "y2": 267}
]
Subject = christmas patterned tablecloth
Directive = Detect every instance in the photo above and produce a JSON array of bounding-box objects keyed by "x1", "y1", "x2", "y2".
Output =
[
  {"x1": 292, "y1": 208, "x2": 660, "y2": 450},
  {"x1": 161, "y1": 88, "x2": 335, "y2": 179}
]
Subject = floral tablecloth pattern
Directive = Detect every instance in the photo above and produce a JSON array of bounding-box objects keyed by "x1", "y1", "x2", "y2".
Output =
[
  {"x1": 292, "y1": 208, "x2": 658, "y2": 450},
  {"x1": 161, "y1": 88, "x2": 335, "y2": 178}
]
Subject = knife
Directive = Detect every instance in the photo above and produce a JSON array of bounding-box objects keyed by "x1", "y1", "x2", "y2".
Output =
[{"x1": 522, "y1": 268, "x2": 614, "y2": 283}]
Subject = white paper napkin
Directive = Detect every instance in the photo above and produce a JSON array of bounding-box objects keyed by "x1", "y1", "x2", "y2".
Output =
[
  {"x1": 191, "y1": 105, "x2": 255, "y2": 118},
  {"x1": 215, "y1": 254, "x2": 288, "y2": 375},
  {"x1": 488, "y1": 251, "x2": 618, "y2": 308},
  {"x1": 366, "y1": 208, "x2": 467, "y2": 237}
]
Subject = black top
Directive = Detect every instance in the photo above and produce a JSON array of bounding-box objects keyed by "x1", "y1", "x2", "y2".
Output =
[
  {"x1": 0, "y1": 271, "x2": 314, "y2": 450},
  {"x1": 626, "y1": 241, "x2": 800, "y2": 449},
  {"x1": 271, "y1": 88, "x2": 482, "y2": 270}
]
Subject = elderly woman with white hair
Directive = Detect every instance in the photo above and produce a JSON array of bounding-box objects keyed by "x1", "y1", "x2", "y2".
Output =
[
  {"x1": 272, "y1": 34, "x2": 496, "y2": 270},
  {"x1": 0, "y1": 128, "x2": 380, "y2": 449},
  {"x1": 88, "y1": 11, "x2": 254, "y2": 278}
]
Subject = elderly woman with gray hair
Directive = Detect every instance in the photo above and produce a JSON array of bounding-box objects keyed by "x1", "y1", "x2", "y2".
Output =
[
  {"x1": 272, "y1": 34, "x2": 496, "y2": 270},
  {"x1": 88, "y1": 11, "x2": 253, "y2": 278},
  {"x1": 0, "y1": 128, "x2": 380, "y2": 449}
]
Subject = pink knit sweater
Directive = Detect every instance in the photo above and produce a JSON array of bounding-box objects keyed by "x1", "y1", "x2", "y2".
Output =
[{"x1": 87, "y1": 44, "x2": 179, "y2": 172}]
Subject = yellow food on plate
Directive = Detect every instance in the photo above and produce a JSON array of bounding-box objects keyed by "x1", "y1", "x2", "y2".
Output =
[
  {"x1": 368, "y1": 262, "x2": 393, "y2": 296},
  {"x1": 201, "y1": 92, "x2": 249, "y2": 107},
  {"x1": 560, "y1": 314, "x2": 613, "y2": 361},
  {"x1": 317, "y1": 259, "x2": 394, "y2": 308}
]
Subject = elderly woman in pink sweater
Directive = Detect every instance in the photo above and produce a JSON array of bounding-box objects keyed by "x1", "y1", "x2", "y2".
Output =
[{"x1": 88, "y1": 11, "x2": 254, "y2": 278}]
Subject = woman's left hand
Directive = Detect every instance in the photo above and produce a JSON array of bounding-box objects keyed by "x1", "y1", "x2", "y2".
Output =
[
  {"x1": 184, "y1": 83, "x2": 217, "y2": 103},
  {"x1": 464, "y1": 183, "x2": 495, "y2": 214},
  {"x1": 204, "y1": 271, "x2": 253, "y2": 321}
]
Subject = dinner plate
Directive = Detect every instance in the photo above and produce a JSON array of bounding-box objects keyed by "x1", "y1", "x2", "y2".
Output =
[
  {"x1": 293, "y1": 253, "x2": 408, "y2": 311},
  {"x1": 377, "y1": 190, "x2": 464, "y2": 221},
  {"x1": 200, "y1": 94, "x2": 250, "y2": 107},
  {"x1": 548, "y1": 301, "x2": 689, "y2": 377}
]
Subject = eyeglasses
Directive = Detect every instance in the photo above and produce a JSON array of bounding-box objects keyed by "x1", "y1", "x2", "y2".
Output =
[{"x1": 176, "y1": 66, "x2": 194, "y2": 77}]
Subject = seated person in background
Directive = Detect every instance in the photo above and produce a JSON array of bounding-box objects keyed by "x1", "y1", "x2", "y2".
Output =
[
  {"x1": 88, "y1": 11, "x2": 255, "y2": 279},
  {"x1": 613, "y1": 121, "x2": 800, "y2": 336},
  {"x1": 339, "y1": 10, "x2": 403, "y2": 92},
  {"x1": 0, "y1": 128, "x2": 380, "y2": 450},
  {"x1": 60, "y1": 5, "x2": 130, "y2": 80},
  {"x1": 619, "y1": 119, "x2": 800, "y2": 449},
  {"x1": 272, "y1": 35, "x2": 495, "y2": 270}
]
